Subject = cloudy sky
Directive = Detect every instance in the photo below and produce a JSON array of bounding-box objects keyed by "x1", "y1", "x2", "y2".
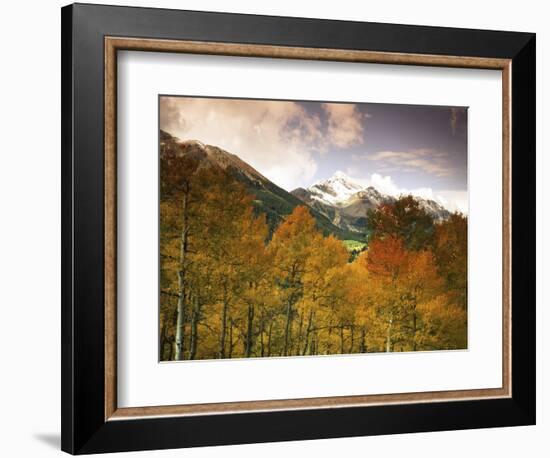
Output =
[{"x1": 160, "y1": 96, "x2": 468, "y2": 213}]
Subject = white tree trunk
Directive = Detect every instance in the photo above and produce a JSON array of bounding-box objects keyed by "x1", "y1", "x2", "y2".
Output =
[{"x1": 174, "y1": 184, "x2": 190, "y2": 361}]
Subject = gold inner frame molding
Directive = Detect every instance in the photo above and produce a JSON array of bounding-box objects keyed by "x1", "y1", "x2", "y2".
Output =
[{"x1": 104, "y1": 36, "x2": 512, "y2": 421}]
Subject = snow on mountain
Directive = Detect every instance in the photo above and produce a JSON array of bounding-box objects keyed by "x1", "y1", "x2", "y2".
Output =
[
  {"x1": 300, "y1": 171, "x2": 451, "y2": 214},
  {"x1": 291, "y1": 171, "x2": 451, "y2": 232},
  {"x1": 306, "y1": 171, "x2": 365, "y2": 206}
]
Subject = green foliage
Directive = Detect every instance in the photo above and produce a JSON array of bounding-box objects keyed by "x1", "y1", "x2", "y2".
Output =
[
  {"x1": 342, "y1": 240, "x2": 367, "y2": 252},
  {"x1": 342, "y1": 239, "x2": 368, "y2": 262}
]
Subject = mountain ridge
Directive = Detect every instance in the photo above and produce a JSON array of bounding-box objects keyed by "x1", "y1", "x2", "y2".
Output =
[
  {"x1": 161, "y1": 130, "x2": 451, "y2": 239},
  {"x1": 160, "y1": 130, "x2": 363, "y2": 241},
  {"x1": 290, "y1": 171, "x2": 451, "y2": 233}
]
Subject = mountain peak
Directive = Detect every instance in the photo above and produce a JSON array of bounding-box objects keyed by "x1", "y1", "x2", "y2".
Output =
[
  {"x1": 332, "y1": 170, "x2": 351, "y2": 180},
  {"x1": 308, "y1": 172, "x2": 364, "y2": 206},
  {"x1": 321, "y1": 170, "x2": 361, "y2": 186}
]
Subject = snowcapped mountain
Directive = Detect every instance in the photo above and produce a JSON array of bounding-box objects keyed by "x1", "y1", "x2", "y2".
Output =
[
  {"x1": 304, "y1": 171, "x2": 365, "y2": 206},
  {"x1": 291, "y1": 171, "x2": 450, "y2": 233}
]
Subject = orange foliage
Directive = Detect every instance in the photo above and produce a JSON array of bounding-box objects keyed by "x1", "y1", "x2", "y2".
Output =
[{"x1": 366, "y1": 235, "x2": 410, "y2": 279}]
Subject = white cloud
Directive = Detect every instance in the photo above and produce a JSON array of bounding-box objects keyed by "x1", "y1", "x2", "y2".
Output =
[
  {"x1": 355, "y1": 148, "x2": 453, "y2": 177},
  {"x1": 160, "y1": 97, "x2": 324, "y2": 190},
  {"x1": 161, "y1": 98, "x2": 370, "y2": 191},
  {"x1": 350, "y1": 172, "x2": 467, "y2": 214},
  {"x1": 434, "y1": 190, "x2": 469, "y2": 214},
  {"x1": 322, "y1": 103, "x2": 366, "y2": 148}
]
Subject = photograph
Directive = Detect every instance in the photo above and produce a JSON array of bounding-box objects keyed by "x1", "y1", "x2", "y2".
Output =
[{"x1": 159, "y1": 96, "x2": 469, "y2": 361}]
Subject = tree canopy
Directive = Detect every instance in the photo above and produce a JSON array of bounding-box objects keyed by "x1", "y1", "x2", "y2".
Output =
[{"x1": 160, "y1": 161, "x2": 468, "y2": 360}]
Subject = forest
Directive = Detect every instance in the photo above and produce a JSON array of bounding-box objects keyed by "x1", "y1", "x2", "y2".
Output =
[{"x1": 159, "y1": 151, "x2": 468, "y2": 361}]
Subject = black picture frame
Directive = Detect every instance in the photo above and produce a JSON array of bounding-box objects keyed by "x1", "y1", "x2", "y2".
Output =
[{"x1": 61, "y1": 3, "x2": 536, "y2": 454}]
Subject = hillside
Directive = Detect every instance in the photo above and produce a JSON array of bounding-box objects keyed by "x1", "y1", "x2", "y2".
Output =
[{"x1": 160, "y1": 130, "x2": 363, "y2": 241}]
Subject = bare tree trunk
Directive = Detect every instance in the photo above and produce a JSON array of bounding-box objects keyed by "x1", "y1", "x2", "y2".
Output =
[
  {"x1": 219, "y1": 282, "x2": 229, "y2": 358},
  {"x1": 174, "y1": 183, "x2": 190, "y2": 361},
  {"x1": 166, "y1": 336, "x2": 174, "y2": 361},
  {"x1": 360, "y1": 327, "x2": 366, "y2": 353},
  {"x1": 160, "y1": 313, "x2": 167, "y2": 360},
  {"x1": 302, "y1": 310, "x2": 314, "y2": 356},
  {"x1": 282, "y1": 298, "x2": 293, "y2": 356},
  {"x1": 339, "y1": 324, "x2": 345, "y2": 354},
  {"x1": 259, "y1": 315, "x2": 265, "y2": 357},
  {"x1": 166, "y1": 302, "x2": 177, "y2": 361},
  {"x1": 326, "y1": 326, "x2": 333, "y2": 355},
  {"x1": 349, "y1": 325, "x2": 355, "y2": 354},
  {"x1": 174, "y1": 278, "x2": 186, "y2": 360},
  {"x1": 267, "y1": 322, "x2": 273, "y2": 357},
  {"x1": 386, "y1": 316, "x2": 393, "y2": 353},
  {"x1": 294, "y1": 310, "x2": 304, "y2": 356},
  {"x1": 189, "y1": 295, "x2": 199, "y2": 360},
  {"x1": 228, "y1": 318, "x2": 234, "y2": 358},
  {"x1": 311, "y1": 330, "x2": 317, "y2": 355},
  {"x1": 245, "y1": 303, "x2": 255, "y2": 357},
  {"x1": 283, "y1": 267, "x2": 300, "y2": 357}
]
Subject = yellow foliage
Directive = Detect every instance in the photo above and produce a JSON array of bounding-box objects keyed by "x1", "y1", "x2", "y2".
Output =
[{"x1": 159, "y1": 164, "x2": 467, "y2": 360}]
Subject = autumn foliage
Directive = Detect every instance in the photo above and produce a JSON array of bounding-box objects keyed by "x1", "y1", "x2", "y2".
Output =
[{"x1": 160, "y1": 156, "x2": 468, "y2": 360}]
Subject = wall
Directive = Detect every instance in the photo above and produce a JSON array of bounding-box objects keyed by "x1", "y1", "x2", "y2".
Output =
[{"x1": 0, "y1": 0, "x2": 544, "y2": 456}]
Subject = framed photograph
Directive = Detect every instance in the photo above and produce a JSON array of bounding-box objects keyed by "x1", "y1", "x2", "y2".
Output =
[{"x1": 61, "y1": 3, "x2": 536, "y2": 454}]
